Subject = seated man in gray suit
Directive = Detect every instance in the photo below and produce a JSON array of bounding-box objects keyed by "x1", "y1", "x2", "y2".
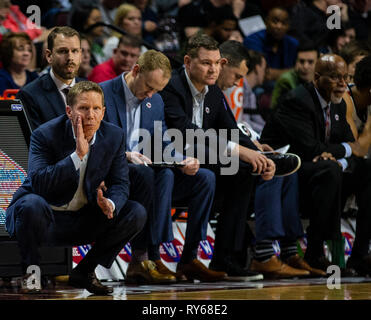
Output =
[{"x1": 6, "y1": 81, "x2": 146, "y2": 295}]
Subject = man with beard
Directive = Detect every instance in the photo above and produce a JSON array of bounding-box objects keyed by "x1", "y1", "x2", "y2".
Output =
[
  {"x1": 260, "y1": 54, "x2": 371, "y2": 275},
  {"x1": 17, "y1": 26, "x2": 84, "y2": 130}
]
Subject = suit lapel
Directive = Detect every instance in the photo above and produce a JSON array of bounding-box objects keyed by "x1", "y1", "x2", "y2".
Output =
[
  {"x1": 42, "y1": 74, "x2": 66, "y2": 118},
  {"x1": 111, "y1": 76, "x2": 127, "y2": 129},
  {"x1": 306, "y1": 84, "x2": 327, "y2": 139},
  {"x1": 180, "y1": 69, "x2": 196, "y2": 118},
  {"x1": 140, "y1": 98, "x2": 155, "y2": 134}
]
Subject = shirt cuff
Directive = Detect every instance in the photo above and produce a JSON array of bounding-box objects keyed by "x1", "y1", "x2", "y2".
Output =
[
  {"x1": 342, "y1": 142, "x2": 352, "y2": 158},
  {"x1": 107, "y1": 199, "x2": 116, "y2": 212},
  {"x1": 70, "y1": 152, "x2": 83, "y2": 170},
  {"x1": 226, "y1": 141, "x2": 237, "y2": 156},
  {"x1": 337, "y1": 158, "x2": 348, "y2": 171}
]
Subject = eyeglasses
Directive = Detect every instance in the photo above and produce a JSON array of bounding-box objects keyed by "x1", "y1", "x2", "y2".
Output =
[{"x1": 319, "y1": 73, "x2": 348, "y2": 83}]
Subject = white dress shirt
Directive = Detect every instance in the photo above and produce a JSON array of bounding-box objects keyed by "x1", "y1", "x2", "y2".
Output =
[{"x1": 50, "y1": 68, "x2": 76, "y2": 106}]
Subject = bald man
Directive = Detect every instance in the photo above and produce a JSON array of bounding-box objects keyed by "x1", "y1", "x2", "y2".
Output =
[{"x1": 260, "y1": 54, "x2": 371, "y2": 276}]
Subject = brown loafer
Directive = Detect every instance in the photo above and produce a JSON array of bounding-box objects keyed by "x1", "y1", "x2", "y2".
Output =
[
  {"x1": 176, "y1": 259, "x2": 227, "y2": 282},
  {"x1": 250, "y1": 255, "x2": 310, "y2": 279},
  {"x1": 126, "y1": 260, "x2": 176, "y2": 284},
  {"x1": 155, "y1": 259, "x2": 187, "y2": 282},
  {"x1": 286, "y1": 254, "x2": 326, "y2": 277}
]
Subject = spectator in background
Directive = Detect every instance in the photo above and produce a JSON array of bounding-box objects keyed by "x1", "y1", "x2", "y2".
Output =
[
  {"x1": 343, "y1": 55, "x2": 371, "y2": 158},
  {"x1": 231, "y1": 0, "x2": 262, "y2": 20},
  {"x1": 320, "y1": 22, "x2": 356, "y2": 54},
  {"x1": 0, "y1": 0, "x2": 50, "y2": 43},
  {"x1": 347, "y1": 0, "x2": 371, "y2": 41},
  {"x1": 78, "y1": 35, "x2": 93, "y2": 79},
  {"x1": 339, "y1": 40, "x2": 371, "y2": 83},
  {"x1": 102, "y1": 3, "x2": 146, "y2": 60},
  {"x1": 271, "y1": 44, "x2": 319, "y2": 108},
  {"x1": 69, "y1": 0, "x2": 106, "y2": 66},
  {"x1": 89, "y1": 35, "x2": 141, "y2": 83},
  {"x1": 0, "y1": 32, "x2": 38, "y2": 95},
  {"x1": 203, "y1": 6, "x2": 239, "y2": 44},
  {"x1": 97, "y1": 0, "x2": 125, "y2": 37},
  {"x1": 290, "y1": 0, "x2": 350, "y2": 49},
  {"x1": 244, "y1": 6, "x2": 298, "y2": 82},
  {"x1": 128, "y1": 0, "x2": 158, "y2": 45},
  {"x1": 242, "y1": 50, "x2": 267, "y2": 135},
  {"x1": 177, "y1": 0, "x2": 233, "y2": 46}
]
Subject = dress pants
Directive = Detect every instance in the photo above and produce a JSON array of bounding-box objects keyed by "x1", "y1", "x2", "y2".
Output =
[
  {"x1": 128, "y1": 164, "x2": 216, "y2": 259},
  {"x1": 254, "y1": 173, "x2": 304, "y2": 242},
  {"x1": 11, "y1": 194, "x2": 146, "y2": 273},
  {"x1": 299, "y1": 158, "x2": 371, "y2": 260},
  {"x1": 211, "y1": 163, "x2": 255, "y2": 264}
]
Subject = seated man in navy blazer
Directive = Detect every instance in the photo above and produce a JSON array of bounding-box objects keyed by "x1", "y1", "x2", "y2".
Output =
[
  {"x1": 100, "y1": 50, "x2": 226, "y2": 283},
  {"x1": 6, "y1": 81, "x2": 146, "y2": 295},
  {"x1": 16, "y1": 26, "x2": 84, "y2": 130}
]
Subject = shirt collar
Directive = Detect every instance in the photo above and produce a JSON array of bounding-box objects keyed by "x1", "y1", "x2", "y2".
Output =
[
  {"x1": 314, "y1": 87, "x2": 329, "y2": 110},
  {"x1": 184, "y1": 69, "x2": 209, "y2": 99},
  {"x1": 50, "y1": 68, "x2": 76, "y2": 91},
  {"x1": 121, "y1": 72, "x2": 141, "y2": 106}
]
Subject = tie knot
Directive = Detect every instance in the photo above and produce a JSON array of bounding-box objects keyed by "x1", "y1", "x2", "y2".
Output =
[{"x1": 62, "y1": 87, "x2": 70, "y2": 95}]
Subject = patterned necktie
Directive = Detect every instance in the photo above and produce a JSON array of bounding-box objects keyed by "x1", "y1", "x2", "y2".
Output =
[{"x1": 325, "y1": 104, "x2": 331, "y2": 142}]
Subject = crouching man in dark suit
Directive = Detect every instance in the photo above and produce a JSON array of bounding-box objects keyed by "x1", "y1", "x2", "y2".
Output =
[{"x1": 6, "y1": 81, "x2": 146, "y2": 295}]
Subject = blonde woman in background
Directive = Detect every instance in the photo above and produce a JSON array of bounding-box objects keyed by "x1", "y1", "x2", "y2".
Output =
[{"x1": 103, "y1": 3, "x2": 147, "y2": 61}]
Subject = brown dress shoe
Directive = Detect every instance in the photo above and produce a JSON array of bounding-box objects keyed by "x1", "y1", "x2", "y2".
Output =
[
  {"x1": 286, "y1": 254, "x2": 326, "y2": 277},
  {"x1": 250, "y1": 255, "x2": 310, "y2": 279},
  {"x1": 126, "y1": 260, "x2": 176, "y2": 284},
  {"x1": 155, "y1": 259, "x2": 187, "y2": 282},
  {"x1": 176, "y1": 259, "x2": 227, "y2": 282},
  {"x1": 69, "y1": 270, "x2": 113, "y2": 295}
]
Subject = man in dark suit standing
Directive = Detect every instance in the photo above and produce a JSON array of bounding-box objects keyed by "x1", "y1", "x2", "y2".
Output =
[
  {"x1": 6, "y1": 81, "x2": 146, "y2": 294},
  {"x1": 261, "y1": 54, "x2": 371, "y2": 275},
  {"x1": 100, "y1": 50, "x2": 225, "y2": 283},
  {"x1": 17, "y1": 26, "x2": 84, "y2": 130},
  {"x1": 159, "y1": 34, "x2": 275, "y2": 278}
]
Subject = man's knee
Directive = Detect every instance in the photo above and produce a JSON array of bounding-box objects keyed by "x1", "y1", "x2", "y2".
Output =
[
  {"x1": 126, "y1": 201, "x2": 147, "y2": 232},
  {"x1": 196, "y1": 168, "x2": 216, "y2": 190},
  {"x1": 14, "y1": 194, "x2": 50, "y2": 222}
]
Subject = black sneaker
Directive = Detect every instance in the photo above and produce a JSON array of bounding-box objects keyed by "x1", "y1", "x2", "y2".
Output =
[
  {"x1": 210, "y1": 260, "x2": 263, "y2": 282},
  {"x1": 265, "y1": 152, "x2": 301, "y2": 177}
]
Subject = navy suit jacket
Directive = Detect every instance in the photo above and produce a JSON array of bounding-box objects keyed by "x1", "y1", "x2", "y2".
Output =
[
  {"x1": 6, "y1": 115, "x2": 130, "y2": 237},
  {"x1": 100, "y1": 75, "x2": 180, "y2": 160},
  {"x1": 16, "y1": 73, "x2": 84, "y2": 130}
]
